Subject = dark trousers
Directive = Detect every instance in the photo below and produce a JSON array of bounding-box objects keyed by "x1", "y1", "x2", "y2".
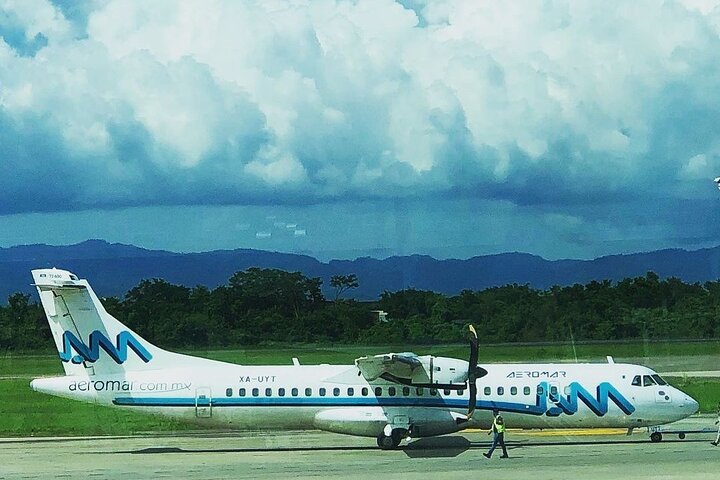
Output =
[{"x1": 487, "y1": 432, "x2": 507, "y2": 457}]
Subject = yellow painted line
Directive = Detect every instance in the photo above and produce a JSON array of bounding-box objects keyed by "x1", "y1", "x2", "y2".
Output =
[
  {"x1": 465, "y1": 428, "x2": 627, "y2": 436},
  {"x1": 522, "y1": 428, "x2": 627, "y2": 437}
]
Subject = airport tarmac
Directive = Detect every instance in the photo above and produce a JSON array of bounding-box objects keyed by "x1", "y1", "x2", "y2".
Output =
[{"x1": 1, "y1": 418, "x2": 719, "y2": 480}]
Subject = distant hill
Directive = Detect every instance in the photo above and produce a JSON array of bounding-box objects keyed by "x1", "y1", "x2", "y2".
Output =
[{"x1": 2, "y1": 239, "x2": 720, "y2": 302}]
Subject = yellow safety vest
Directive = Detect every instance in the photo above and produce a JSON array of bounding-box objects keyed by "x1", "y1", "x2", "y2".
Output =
[{"x1": 494, "y1": 417, "x2": 505, "y2": 434}]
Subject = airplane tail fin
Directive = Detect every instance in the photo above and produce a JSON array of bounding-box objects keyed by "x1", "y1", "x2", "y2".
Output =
[{"x1": 32, "y1": 268, "x2": 188, "y2": 376}]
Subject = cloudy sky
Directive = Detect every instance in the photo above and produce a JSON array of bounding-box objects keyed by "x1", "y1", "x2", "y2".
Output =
[{"x1": 2, "y1": 0, "x2": 720, "y2": 261}]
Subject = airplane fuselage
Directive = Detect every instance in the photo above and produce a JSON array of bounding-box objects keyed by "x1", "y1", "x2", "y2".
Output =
[
  {"x1": 28, "y1": 268, "x2": 700, "y2": 447},
  {"x1": 32, "y1": 360, "x2": 698, "y2": 438}
]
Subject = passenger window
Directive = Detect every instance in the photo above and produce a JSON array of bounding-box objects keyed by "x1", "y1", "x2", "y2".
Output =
[
  {"x1": 265, "y1": 388, "x2": 272, "y2": 397},
  {"x1": 643, "y1": 375, "x2": 657, "y2": 387},
  {"x1": 278, "y1": 388, "x2": 285, "y2": 397},
  {"x1": 362, "y1": 387, "x2": 368, "y2": 396},
  {"x1": 305, "y1": 388, "x2": 312, "y2": 396},
  {"x1": 333, "y1": 388, "x2": 340, "y2": 397},
  {"x1": 510, "y1": 386, "x2": 517, "y2": 395},
  {"x1": 430, "y1": 388, "x2": 437, "y2": 396},
  {"x1": 497, "y1": 387, "x2": 504, "y2": 395},
  {"x1": 537, "y1": 385, "x2": 544, "y2": 396},
  {"x1": 564, "y1": 386, "x2": 571, "y2": 395},
  {"x1": 319, "y1": 388, "x2": 326, "y2": 396},
  {"x1": 484, "y1": 387, "x2": 491, "y2": 396},
  {"x1": 291, "y1": 388, "x2": 298, "y2": 397},
  {"x1": 416, "y1": 387, "x2": 424, "y2": 396},
  {"x1": 348, "y1": 387, "x2": 354, "y2": 396},
  {"x1": 239, "y1": 388, "x2": 246, "y2": 397},
  {"x1": 252, "y1": 388, "x2": 259, "y2": 397},
  {"x1": 226, "y1": 388, "x2": 232, "y2": 397},
  {"x1": 375, "y1": 387, "x2": 383, "y2": 396},
  {"x1": 651, "y1": 374, "x2": 668, "y2": 386},
  {"x1": 388, "y1": 387, "x2": 396, "y2": 396},
  {"x1": 402, "y1": 387, "x2": 410, "y2": 396},
  {"x1": 457, "y1": 389, "x2": 464, "y2": 396},
  {"x1": 444, "y1": 389, "x2": 451, "y2": 396},
  {"x1": 631, "y1": 375, "x2": 641, "y2": 386},
  {"x1": 523, "y1": 386, "x2": 530, "y2": 395}
]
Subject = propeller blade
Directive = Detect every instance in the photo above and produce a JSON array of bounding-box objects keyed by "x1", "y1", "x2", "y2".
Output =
[
  {"x1": 468, "y1": 381, "x2": 477, "y2": 418},
  {"x1": 467, "y1": 325, "x2": 479, "y2": 418},
  {"x1": 468, "y1": 325, "x2": 478, "y2": 378}
]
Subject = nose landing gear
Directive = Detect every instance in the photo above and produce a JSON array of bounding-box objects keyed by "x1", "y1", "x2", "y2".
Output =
[{"x1": 649, "y1": 428, "x2": 698, "y2": 442}]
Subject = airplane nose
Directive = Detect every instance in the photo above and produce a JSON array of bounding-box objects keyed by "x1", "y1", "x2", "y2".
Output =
[{"x1": 687, "y1": 396, "x2": 699, "y2": 415}]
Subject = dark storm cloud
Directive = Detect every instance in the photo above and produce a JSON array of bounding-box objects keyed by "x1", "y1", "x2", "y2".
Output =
[{"x1": 2, "y1": 0, "x2": 720, "y2": 219}]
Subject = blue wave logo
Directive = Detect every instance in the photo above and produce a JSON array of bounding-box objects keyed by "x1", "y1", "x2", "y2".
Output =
[
  {"x1": 478, "y1": 381, "x2": 635, "y2": 417},
  {"x1": 59, "y1": 330, "x2": 153, "y2": 364},
  {"x1": 546, "y1": 382, "x2": 635, "y2": 416}
]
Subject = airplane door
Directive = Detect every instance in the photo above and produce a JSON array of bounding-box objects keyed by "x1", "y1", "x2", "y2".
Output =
[{"x1": 195, "y1": 387, "x2": 212, "y2": 418}]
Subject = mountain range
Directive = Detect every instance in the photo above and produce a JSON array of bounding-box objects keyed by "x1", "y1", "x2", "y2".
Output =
[{"x1": 2, "y1": 239, "x2": 720, "y2": 302}]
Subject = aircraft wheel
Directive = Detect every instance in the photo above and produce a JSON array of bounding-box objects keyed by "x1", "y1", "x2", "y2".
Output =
[
  {"x1": 650, "y1": 432, "x2": 663, "y2": 443},
  {"x1": 377, "y1": 432, "x2": 402, "y2": 450}
]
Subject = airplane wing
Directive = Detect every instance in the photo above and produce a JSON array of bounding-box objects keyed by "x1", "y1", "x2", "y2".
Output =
[{"x1": 355, "y1": 352, "x2": 430, "y2": 383}]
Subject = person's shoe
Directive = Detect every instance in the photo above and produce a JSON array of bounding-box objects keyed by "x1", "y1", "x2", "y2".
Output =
[
  {"x1": 483, "y1": 453, "x2": 491, "y2": 458},
  {"x1": 500, "y1": 455, "x2": 509, "y2": 458},
  {"x1": 712, "y1": 442, "x2": 718, "y2": 446}
]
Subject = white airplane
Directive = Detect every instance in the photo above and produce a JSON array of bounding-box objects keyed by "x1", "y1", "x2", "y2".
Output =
[{"x1": 30, "y1": 268, "x2": 699, "y2": 448}]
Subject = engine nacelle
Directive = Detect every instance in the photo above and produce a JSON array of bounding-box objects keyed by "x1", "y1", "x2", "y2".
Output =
[
  {"x1": 410, "y1": 356, "x2": 469, "y2": 387},
  {"x1": 355, "y1": 352, "x2": 473, "y2": 388}
]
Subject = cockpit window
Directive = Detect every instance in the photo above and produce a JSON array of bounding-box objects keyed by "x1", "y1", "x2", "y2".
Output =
[
  {"x1": 643, "y1": 375, "x2": 657, "y2": 386},
  {"x1": 651, "y1": 374, "x2": 668, "y2": 386},
  {"x1": 631, "y1": 375, "x2": 641, "y2": 386}
]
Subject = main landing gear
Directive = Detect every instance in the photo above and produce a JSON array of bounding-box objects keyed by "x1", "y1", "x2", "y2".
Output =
[
  {"x1": 376, "y1": 431, "x2": 403, "y2": 450},
  {"x1": 377, "y1": 425, "x2": 411, "y2": 450}
]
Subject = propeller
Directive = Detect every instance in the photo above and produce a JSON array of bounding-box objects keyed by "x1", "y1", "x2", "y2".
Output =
[{"x1": 466, "y1": 324, "x2": 487, "y2": 419}]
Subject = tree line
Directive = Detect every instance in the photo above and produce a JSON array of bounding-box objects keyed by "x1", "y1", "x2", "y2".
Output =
[{"x1": 1, "y1": 269, "x2": 719, "y2": 351}]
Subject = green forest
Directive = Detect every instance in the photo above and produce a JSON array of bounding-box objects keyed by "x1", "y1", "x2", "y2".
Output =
[{"x1": 1, "y1": 268, "x2": 719, "y2": 351}]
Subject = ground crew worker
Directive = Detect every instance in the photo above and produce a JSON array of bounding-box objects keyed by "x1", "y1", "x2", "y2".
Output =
[
  {"x1": 712, "y1": 403, "x2": 720, "y2": 446},
  {"x1": 483, "y1": 409, "x2": 509, "y2": 458}
]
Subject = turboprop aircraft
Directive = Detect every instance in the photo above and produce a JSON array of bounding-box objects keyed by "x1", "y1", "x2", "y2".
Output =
[{"x1": 30, "y1": 268, "x2": 699, "y2": 449}]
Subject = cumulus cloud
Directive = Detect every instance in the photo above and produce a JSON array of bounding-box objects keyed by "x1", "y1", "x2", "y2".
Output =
[{"x1": 2, "y1": 0, "x2": 720, "y2": 215}]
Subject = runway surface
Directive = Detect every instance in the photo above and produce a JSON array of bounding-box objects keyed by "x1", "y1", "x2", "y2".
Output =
[{"x1": 2, "y1": 417, "x2": 719, "y2": 480}]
